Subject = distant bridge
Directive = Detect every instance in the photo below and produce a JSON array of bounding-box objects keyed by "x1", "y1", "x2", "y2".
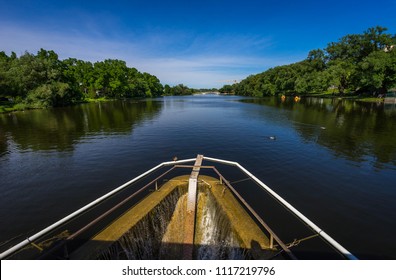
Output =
[
  {"x1": 195, "y1": 91, "x2": 220, "y2": 95},
  {"x1": 193, "y1": 91, "x2": 233, "y2": 95}
]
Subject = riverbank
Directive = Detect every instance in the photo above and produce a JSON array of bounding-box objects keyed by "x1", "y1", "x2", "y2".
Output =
[
  {"x1": 0, "y1": 94, "x2": 387, "y2": 114},
  {"x1": 297, "y1": 92, "x2": 385, "y2": 103},
  {"x1": 0, "y1": 101, "x2": 26, "y2": 113}
]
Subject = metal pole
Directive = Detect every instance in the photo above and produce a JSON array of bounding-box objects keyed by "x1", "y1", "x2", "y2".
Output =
[
  {"x1": 183, "y1": 155, "x2": 203, "y2": 259},
  {"x1": 0, "y1": 157, "x2": 197, "y2": 259},
  {"x1": 1, "y1": 156, "x2": 357, "y2": 260},
  {"x1": 203, "y1": 156, "x2": 358, "y2": 260},
  {"x1": 211, "y1": 167, "x2": 296, "y2": 259}
]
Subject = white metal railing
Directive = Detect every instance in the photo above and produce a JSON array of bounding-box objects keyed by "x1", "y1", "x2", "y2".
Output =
[
  {"x1": 203, "y1": 156, "x2": 358, "y2": 260},
  {"x1": 0, "y1": 157, "x2": 197, "y2": 259},
  {"x1": 0, "y1": 155, "x2": 357, "y2": 260}
]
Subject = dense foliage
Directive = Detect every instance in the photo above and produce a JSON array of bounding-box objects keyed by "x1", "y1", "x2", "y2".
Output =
[
  {"x1": 220, "y1": 26, "x2": 396, "y2": 97},
  {"x1": 163, "y1": 84, "x2": 195, "y2": 95},
  {"x1": 163, "y1": 84, "x2": 218, "y2": 95},
  {"x1": 2, "y1": 26, "x2": 395, "y2": 109},
  {"x1": 0, "y1": 49, "x2": 164, "y2": 108}
]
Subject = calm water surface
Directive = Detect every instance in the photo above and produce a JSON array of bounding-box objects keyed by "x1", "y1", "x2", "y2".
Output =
[{"x1": 1, "y1": 95, "x2": 395, "y2": 259}]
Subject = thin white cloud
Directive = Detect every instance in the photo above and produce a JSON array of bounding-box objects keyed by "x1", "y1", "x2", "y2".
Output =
[
  {"x1": 134, "y1": 54, "x2": 298, "y2": 88},
  {"x1": 0, "y1": 22, "x2": 304, "y2": 88},
  {"x1": 0, "y1": 22, "x2": 142, "y2": 61}
]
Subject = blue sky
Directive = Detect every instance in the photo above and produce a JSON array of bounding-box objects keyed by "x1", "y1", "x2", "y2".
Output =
[{"x1": 0, "y1": 0, "x2": 395, "y2": 88}]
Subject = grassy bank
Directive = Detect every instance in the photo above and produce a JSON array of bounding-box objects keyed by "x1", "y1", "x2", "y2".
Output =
[
  {"x1": 1, "y1": 97, "x2": 135, "y2": 114},
  {"x1": 298, "y1": 92, "x2": 385, "y2": 103},
  {"x1": 354, "y1": 97, "x2": 385, "y2": 102},
  {"x1": 0, "y1": 102, "x2": 28, "y2": 113},
  {"x1": 0, "y1": 98, "x2": 91, "y2": 114}
]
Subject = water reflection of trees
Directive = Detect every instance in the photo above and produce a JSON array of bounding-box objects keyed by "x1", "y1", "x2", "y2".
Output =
[
  {"x1": 242, "y1": 97, "x2": 396, "y2": 166},
  {"x1": 0, "y1": 100, "x2": 162, "y2": 154}
]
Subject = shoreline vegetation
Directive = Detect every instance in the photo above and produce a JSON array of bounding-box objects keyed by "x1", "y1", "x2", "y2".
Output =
[
  {"x1": 219, "y1": 26, "x2": 396, "y2": 99},
  {"x1": 1, "y1": 26, "x2": 395, "y2": 114},
  {"x1": 0, "y1": 93, "x2": 387, "y2": 114},
  {"x1": 0, "y1": 48, "x2": 216, "y2": 113}
]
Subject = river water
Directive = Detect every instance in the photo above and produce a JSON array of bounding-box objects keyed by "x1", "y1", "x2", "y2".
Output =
[{"x1": 0, "y1": 95, "x2": 395, "y2": 259}]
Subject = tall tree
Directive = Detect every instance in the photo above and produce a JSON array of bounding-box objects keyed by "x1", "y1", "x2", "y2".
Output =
[
  {"x1": 359, "y1": 49, "x2": 396, "y2": 94},
  {"x1": 235, "y1": 26, "x2": 396, "y2": 96}
]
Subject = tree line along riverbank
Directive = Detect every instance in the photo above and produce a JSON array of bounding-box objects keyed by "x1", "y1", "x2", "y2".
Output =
[
  {"x1": 1, "y1": 26, "x2": 395, "y2": 113},
  {"x1": 0, "y1": 49, "x2": 214, "y2": 113},
  {"x1": 220, "y1": 26, "x2": 396, "y2": 99}
]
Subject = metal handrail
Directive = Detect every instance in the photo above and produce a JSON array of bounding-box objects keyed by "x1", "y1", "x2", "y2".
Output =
[
  {"x1": 0, "y1": 155, "x2": 357, "y2": 260},
  {"x1": 209, "y1": 166, "x2": 296, "y2": 259},
  {"x1": 203, "y1": 156, "x2": 358, "y2": 260},
  {"x1": 173, "y1": 163, "x2": 296, "y2": 259},
  {"x1": 0, "y1": 157, "x2": 197, "y2": 259}
]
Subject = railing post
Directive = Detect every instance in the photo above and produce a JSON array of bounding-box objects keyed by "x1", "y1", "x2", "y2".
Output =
[{"x1": 183, "y1": 154, "x2": 203, "y2": 260}]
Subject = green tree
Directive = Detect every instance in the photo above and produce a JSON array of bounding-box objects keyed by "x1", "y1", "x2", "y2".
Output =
[
  {"x1": 172, "y1": 84, "x2": 192, "y2": 95},
  {"x1": 93, "y1": 59, "x2": 129, "y2": 98},
  {"x1": 0, "y1": 48, "x2": 165, "y2": 109},
  {"x1": 63, "y1": 58, "x2": 94, "y2": 98},
  {"x1": 142, "y1": 72, "x2": 163, "y2": 97},
  {"x1": 235, "y1": 26, "x2": 395, "y2": 97},
  {"x1": 129, "y1": 77, "x2": 149, "y2": 97},
  {"x1": 25, "y1": 81, "x2": 74, "y2": 107},
  {"x1": 359, "y1": 49, "x2": 396, "y2": 94},
  {"x1": 219, "y1": 84, "x2": 234, "y2": 93},
  {"x1": 306, "y1": 49, "x2": 326, "y2": 71},
  {"x1": 325, "y1": 26, "x2": 394, "y2": 63},
  {"x1": 164, "y1": 84, "x2": 172, "y2": 95},
  {"x1": 325, "y1": 59, "x2": 356, "y2": 94},
  {"x1": 0, "y1": 52, "x2": 15, "y2": 97}
]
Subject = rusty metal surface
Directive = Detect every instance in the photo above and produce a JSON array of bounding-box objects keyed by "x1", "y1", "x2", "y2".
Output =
[{"x1": 183, "y1": 155, "x2": 203, "y2": 259}]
